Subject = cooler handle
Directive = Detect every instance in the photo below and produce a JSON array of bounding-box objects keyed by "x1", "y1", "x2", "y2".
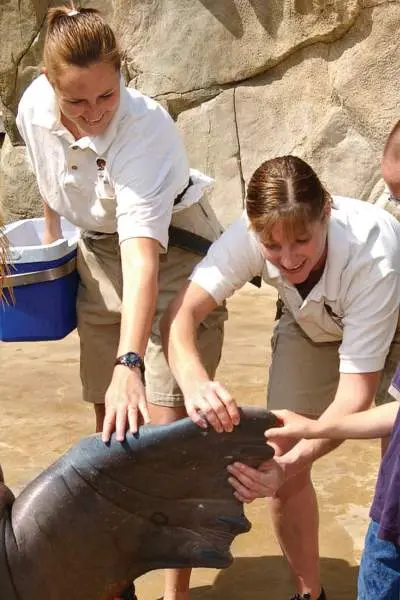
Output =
[{"x1": 2, "y1": 257, "x2": 77, "y2": 288}]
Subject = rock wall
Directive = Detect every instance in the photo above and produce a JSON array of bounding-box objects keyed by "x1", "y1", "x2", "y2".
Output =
[{"x1": 0, "y1": 0, "x2": 398, "y2": 225}]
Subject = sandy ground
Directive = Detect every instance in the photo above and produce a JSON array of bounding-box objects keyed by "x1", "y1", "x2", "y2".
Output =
[{"x1": 0, "y1": 285, "x2": 379, "y2": 599}]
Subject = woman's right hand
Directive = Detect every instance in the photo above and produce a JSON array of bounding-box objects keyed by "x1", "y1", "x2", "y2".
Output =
[
  {"x1": 184, "y1": 380, "x2": 240, "y2": 433},
  {"x1": 102, "y1": 364, "x2": 151, "y2": 443}
]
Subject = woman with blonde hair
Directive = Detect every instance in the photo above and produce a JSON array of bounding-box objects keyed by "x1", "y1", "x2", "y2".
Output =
[
  {"x1": 161, "y1": 155, "x2": 400, "y2": 600},
  {"x1": 16, "y1": 4, "x2": 226, "y2": 599},
  {"x1": 0, "y1": 209, "x2": 9, "y2": 301}
]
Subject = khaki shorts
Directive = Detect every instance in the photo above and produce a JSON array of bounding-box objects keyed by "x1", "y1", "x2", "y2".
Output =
[
  {"x1": 267, "y1": 308, "x2": 400, "y2": 416},
  {"x1": 77, "y1": 201, "x2": 227, "y2": 407}
]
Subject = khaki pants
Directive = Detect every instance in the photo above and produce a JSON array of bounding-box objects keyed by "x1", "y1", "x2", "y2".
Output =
[
  {"x1": 267, "y1": 308, "x2": 400, "y2": 416},
  {"x1": 77, "y1": 201, "x2": 227, "y2": 406}
]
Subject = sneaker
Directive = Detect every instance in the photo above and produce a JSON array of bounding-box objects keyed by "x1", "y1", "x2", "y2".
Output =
[{"x1": 290, "y1": 588, "x2": 326, "y2": 600}]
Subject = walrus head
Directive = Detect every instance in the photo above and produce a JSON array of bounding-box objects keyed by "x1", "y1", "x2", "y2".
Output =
[{"x1": 1, "y1": 407, "x2": 278, "y2": 600}]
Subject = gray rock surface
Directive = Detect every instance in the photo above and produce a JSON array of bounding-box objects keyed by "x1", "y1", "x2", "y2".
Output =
[
  {"x1": 0, "y1": 1, "x2": 398, "y2": 224},
  {"x1": 0, "y1": 136, "x2": 42, "y2": 222}
]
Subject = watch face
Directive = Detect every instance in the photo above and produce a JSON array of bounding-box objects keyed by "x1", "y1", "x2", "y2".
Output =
[
  {"x1": 117, "y1": 352, "x2": 144, "y2": 372},
  {"x1": 124, "y1": 352, "x2": 141, "y2": 367}
]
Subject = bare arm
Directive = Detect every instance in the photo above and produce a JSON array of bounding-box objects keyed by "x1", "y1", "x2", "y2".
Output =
[
  {"x1": 102, "y1": 237, "x2": 159, "y2": 442},
  {"x1": 118, "y1": 237, "x2": 159, "y2": 357},
  {"x1": 42, "y1": 201, "x2": 62, "y2": 244},
  {"x1": 278, "y1": 371, "x2": 382, "y2": 478},
  {"x1": 265, "y1": 401, "x2": 399, "y2": 442},
  {"x1": 160, "y1": 281, "x2": 240, "y2": 432},
  {"x1": 161, "y1": 281, "x2": 217, "y2": 393}
]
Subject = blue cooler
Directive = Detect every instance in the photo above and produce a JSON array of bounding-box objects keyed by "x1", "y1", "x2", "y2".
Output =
[{"x1": 1, "y1": 217, "x2": 79, "y2": 342}]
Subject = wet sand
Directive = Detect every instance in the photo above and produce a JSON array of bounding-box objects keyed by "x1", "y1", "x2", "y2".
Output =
[{"x1": 0, "y1": 285, "x2": 379, "y2": 599}]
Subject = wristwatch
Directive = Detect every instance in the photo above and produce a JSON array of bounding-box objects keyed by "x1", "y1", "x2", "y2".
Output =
[{"x1": 114, "y1": 352, "x2": 145, "y2": 379}]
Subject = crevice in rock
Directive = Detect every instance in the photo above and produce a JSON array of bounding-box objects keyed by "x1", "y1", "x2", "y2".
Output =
[
  {"x1": 154, "y1": 87, "x2": 224, "y2": 120},
  {"x1": 10, "y1": 10, "x2": 47, "y2": 102},
  {"x1": 365, "y1": 0, "x2": 399, "y2": 8},
  {"x1": 233, "y1": 87, "x2": 246, "y2": 207},
  {"x1": 1, "y1": 11, "x2": 47, "y2": 143},
  {"x1": 152, "y1": 9, "x2": 363, "y2": 117}
]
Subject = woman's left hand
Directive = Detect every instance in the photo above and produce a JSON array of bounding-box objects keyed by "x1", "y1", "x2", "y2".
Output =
[
  {"x1": 102, "y1": 366, "x2": 151, "y2": 442},
  {"x1": 227, "y1": 458, "x2": 286, "y2": 503}
]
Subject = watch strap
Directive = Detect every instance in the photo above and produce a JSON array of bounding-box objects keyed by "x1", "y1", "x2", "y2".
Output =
[{"x1": 114, "y1": 352, "x2": 145, "y2": 377}]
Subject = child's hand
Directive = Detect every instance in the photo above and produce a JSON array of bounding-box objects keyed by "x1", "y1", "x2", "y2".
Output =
[{"x1": 265, "y1": 409, "x2": 319, "y2": 442}]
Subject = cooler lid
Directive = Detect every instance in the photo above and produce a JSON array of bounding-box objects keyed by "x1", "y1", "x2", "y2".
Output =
[{"x1": 5, "y1": 217, "x2": 79, "y2": 263}]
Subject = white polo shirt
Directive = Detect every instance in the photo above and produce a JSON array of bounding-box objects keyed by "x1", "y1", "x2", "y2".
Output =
[
  {"x1": 16, "y1": 74, "x2": 208, "y2": 248},
  {"x1": 191, "y1": 196, "x2": 400, "y2": 374}
]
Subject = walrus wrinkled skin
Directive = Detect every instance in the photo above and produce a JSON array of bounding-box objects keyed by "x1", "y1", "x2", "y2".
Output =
[{"x1": 0, "y1": 407, "x2": 278, "y2": 600}]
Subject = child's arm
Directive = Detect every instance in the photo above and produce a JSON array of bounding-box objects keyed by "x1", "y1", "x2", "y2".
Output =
[{"x1": 265, "y1": 401, "x2": 399, "y2": 442}]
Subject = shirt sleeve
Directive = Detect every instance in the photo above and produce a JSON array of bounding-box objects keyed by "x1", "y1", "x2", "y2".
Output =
[
  {"x1": 189, "y1": 214, "x2": 265, "y2": 304},
  {"x1": 339, "y1": 270, "x2": 400, "y2": 373},
  {"x1": 16, "y1": 102, "x2": 35, "y2": 172},
  {"x1": 113, "y1": 105, "x2": 189, "y2": 248}
]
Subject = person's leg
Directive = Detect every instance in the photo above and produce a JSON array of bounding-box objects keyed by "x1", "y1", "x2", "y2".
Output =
[
  {"x1": 358, "y1": 520, "x2": 400, "y2": 600},
  {"x1": 269, "y1": 437, "x2": 320, "y2": 599},
  {"x1": 145, "y1": 245, "x2": 226, "y2": 600},
  {"x1": 146, "y1": 401, "x2": 192, "y2": 600},
  {"x1": 95, "y1": 404, "x2": 106, "y2": 433},
  {"x1": 77, "y1": 234, "x2": 135, "y2": 600},
  {"x1": 267, "y1": 309, "x2": 340, "y2": 599}
]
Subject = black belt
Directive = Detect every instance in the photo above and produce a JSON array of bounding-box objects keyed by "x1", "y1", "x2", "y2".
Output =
[
  {"x1": 168, "y1": 225, "x2": 261, "y2": 288},
  {"x1": 174, "y1": 177, "x2": 193, "y2": 206},
  {"x1": 84, "y1": 179, "x2": 262, "y2": 289}
]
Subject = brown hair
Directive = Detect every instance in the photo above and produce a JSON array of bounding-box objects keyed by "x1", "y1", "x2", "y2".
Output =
[
  {"x1": 43, "y1": 4, "x2": 121, "y2": 80},
  {"x1": 246, "y1": 156, "x2": 331, "y2": 243}
]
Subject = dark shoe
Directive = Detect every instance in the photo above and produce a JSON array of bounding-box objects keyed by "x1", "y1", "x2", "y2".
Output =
[
  {"x1": 119, "y1": 582, "x2": 137, "y2": 600},
  {"x1": 290, "y1": 588, "x2": 326, "y2": 600}
]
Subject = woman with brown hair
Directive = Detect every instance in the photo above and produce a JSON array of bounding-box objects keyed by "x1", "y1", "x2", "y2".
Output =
[
  {"x1": 161, "y1": 155, "x2": 400, "y2": 600},
  {"x1": 16, "y1": 4, "x2": 226, "y2": 600}
]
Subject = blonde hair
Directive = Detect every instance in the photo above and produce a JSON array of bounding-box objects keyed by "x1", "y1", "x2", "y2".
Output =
[
  {"x1": 43, "y1": 5, "x2": 121, "y2": 81},
  {"x1": 246, "y1": 156, "x2": 331, "y2": 242},
  {"x1": 0, "y1": 210, "x2": 13, "y2": 303}
]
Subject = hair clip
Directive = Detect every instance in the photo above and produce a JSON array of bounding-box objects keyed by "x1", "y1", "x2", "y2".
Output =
[{"x1": 68, "y1": 9, "x2": 79, "y2": 16}]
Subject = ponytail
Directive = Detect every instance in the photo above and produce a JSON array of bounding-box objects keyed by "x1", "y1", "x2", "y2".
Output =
[{"x1": 44, "y1": 4, "x2": 121, "y2": 80}]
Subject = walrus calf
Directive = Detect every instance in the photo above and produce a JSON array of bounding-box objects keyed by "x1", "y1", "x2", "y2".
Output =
[{"x1": 0, "y1": 407, "x2": 278, "y2": 599}]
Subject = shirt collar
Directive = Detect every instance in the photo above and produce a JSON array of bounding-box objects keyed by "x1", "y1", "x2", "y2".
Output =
[
  {"x1": 300, "y1": 200, "x2": 351, "y2": 301},
  {"x1": 31, "y1": 75, "x2": 63, "y2": 132}
]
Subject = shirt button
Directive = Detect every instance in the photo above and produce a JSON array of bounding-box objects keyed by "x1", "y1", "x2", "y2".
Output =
[
  {"x1": 71, "y1": 145, "x2": 79, "y2": 150},
  {"x1": 71, "y1": 165, "x2": 78, "y2": 170}
]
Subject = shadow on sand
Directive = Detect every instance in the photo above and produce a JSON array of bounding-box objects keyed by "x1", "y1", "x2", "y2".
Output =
[{"x1": 189, "y1": 555, "x2": 358, "y2": 600}]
